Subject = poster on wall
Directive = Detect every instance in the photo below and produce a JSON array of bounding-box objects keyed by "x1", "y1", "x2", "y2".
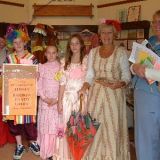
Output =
[
  {"x1": 127, "y1": 5, "x2": 141, "y2": 22},
  {"x1": 2, "y1": 64, "x2": 38, "y2": 116}
]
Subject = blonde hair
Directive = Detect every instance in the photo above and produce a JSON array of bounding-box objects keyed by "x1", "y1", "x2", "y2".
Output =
[
  {"x1": 153, "y1": 10, "x2": 160, "y2": 18},
  {"x1": 45, "y1": 45, "x2": 60, "y2": 62},
  {"x1": 98, "y1": 24, "x2": 118, "y2": 38}
]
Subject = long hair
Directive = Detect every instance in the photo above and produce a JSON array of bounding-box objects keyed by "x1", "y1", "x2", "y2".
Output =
[{"x1": 64, "y1": 34, "x2": 85, "y2": 70}]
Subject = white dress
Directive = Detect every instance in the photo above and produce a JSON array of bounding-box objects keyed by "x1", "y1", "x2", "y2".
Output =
[{"x1": 56, "y1": 56, "x2": 88, "y2": 160}]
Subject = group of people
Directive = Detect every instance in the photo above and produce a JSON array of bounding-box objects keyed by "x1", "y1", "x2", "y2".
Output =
[{"x1": 0, "y1": 9, "x2": 160, "y2": 160}]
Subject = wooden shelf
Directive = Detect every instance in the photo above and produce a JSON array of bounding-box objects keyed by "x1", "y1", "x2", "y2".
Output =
[
  {"x1": 97, "y1": 0, "x2": 145, "y2": 8},
  {"x1": 0, "y1": 0, "x2": 24, "y2": 7},
  {"x1": 33, "y1": 4, "x2": 93, "y2": 17},
  {"x1": 121, "y1": 20, "x2": 150, "y2": 30},
  {"x1": 121, "y1": 20, "x2": 150, "y2": 39}
]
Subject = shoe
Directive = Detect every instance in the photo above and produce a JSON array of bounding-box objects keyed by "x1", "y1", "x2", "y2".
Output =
[
  {"x1": 47, "y1": 156, "x2": 53, "y2": 160},
  {"x1": 29, "y1": 141, "x2": 40, "y2": 156},
  {"x1": 13, "y1": 145, "x2": 25, "y2": 160}
]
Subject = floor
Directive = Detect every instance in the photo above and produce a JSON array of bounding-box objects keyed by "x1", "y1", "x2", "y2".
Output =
[{"x1": 0, "y1": 128, "x2": 136, "y2": 160}]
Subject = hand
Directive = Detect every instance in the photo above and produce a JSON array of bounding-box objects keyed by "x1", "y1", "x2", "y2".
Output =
[
  {"x1": 78, "y1": 87, "x2": 86, "y2": 97},
  {"x1": 78, "y1": 82, "x2": 90, "y2": 97},
  {"x1": 36, "y1": 72, "x2": 40, "y2": 80},
  {"x1": 48, "y1": 98, "x2": 58, "y2": 107},
  {"x1": 43, "y1": 98, "x2": 57, "y2": 107},
  {"x1": 57, "y1": 101, "x2": 63, "y2": 114},
  {"x1": 132, "y1": 63, "x2": 146, "y2": 78},
  {"x1": 43, "y1": 97, "x2": 52, "y2": 104}
]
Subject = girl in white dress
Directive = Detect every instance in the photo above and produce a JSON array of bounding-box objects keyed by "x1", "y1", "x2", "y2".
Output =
[{"x1": 57, "y1": 34, "x2": 87, "y2": 160}]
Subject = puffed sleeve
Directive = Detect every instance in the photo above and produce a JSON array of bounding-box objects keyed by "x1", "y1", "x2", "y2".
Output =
[
  {"x1": 119, "y1": 48, "x2": 131, "y2": 84},
  {"x1": 82, "y1": 54, "x2": 88, "y2": 71},
  {"x1": 85, "y1": 49, "x2": 95, "y2": 85},
  {"x1": 37, "y1": 64, "x2": 46, "y2": 100}
]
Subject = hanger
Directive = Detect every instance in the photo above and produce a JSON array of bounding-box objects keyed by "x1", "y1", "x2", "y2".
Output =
[{"x1": 80, "y1": 28, "x2": 93, "y2": 35}]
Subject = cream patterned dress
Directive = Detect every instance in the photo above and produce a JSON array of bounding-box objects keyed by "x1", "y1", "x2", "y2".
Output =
[{"x1": 84, "y1": 46, "x2": 131, "y2": 160}]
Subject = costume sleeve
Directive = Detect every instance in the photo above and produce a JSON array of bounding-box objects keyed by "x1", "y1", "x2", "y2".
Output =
[
  {"x1": 32, "y1": 56, "x2": 39, "y2": 64},
  {"x1": 82, "y1": 54, "x2": 88, "y2": 71},
  {"x1": 4, "y1": 55, "x2": 10, "y2": 63},
  {"x1": 85, "y1": 49, "x2": 95, "y2": 85},
  {"x1": 130, "y1": 64, "x2": 136, "y2": 75},
  {"x1": 119, "y1": 48, "x2": 131, "y2": 84},
  {"x1": 37, "y1": 64, "x2": 46, "y2": 99}
]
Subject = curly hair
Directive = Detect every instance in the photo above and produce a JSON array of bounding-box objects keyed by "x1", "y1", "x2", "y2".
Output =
[
  {"x1": 64, "y1": 34, "x2": 85, "y2": 70},
  {"x1": 6, "y1": 30, "x2": 30, "y2": 48}
]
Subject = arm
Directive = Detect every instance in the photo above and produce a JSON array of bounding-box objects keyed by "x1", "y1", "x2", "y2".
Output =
[
  {"x1": 85, "y1": 50, "x2": 95, "y2": 85},
  {"x1": 37, "y1": 64, "x2": 46, "y2": 100},
  {"x1": 131, "y1": 63, "x2": 146, "y2": 78},
  {"x1": 119, "y1": 50, "x2": 131, "y2": 85},
  {"x1": 79, "y1": 50, "x2": 95, "y2": 95},
  {"x1": 109, "y1": 49, "x2": 131, "y2": 89},
  {"x1": 58, "y1": 85, "x2": 65, "y2": 113},
  {"x1": 57, "y1": 63, "x2": 66, "y2": 113}
]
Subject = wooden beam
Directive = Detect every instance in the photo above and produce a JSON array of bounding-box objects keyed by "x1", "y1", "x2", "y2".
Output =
[
  {"x1": 97, "y1": 0, "x2": 145, "y2": 8},
  {"x1": 33, "y1": 4, "x2": 93, "y2": 17},
  {"x1": 0, "y1": 0, "x2": 24, "y2": 7}
]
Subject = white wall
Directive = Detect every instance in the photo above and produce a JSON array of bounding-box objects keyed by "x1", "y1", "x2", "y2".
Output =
[
  {"x1": 97, "y1": 0, "x2": 160, "y2": 22},
  {"x1": 0, "y1": 0, "x2": 159, "y2": 26},
  {"x1": 0, "y1": 0, "x2": 28, "y2": 23}
]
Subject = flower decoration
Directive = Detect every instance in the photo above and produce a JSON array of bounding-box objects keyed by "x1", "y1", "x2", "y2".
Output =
[
  {"x1": 54, "y1": 71, "x2": 63, "y2": 81},
  {"x1": 100, "y1": 19, "x2": 121, "y2": 32},
  {"x1": 57, "y1": 127, "x2": 64, "y2": 138}
]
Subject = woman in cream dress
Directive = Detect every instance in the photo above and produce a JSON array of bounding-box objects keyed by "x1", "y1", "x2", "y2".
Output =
[{"x1": 80, "y1": 20, "x2": 131, "y2": 160}]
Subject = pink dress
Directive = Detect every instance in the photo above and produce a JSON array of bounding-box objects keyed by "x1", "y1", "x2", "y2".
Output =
[
  {"x1": 57, "y1": 56, "x2": 88, "y2": 160},
  {"x1": 37, "y1": 61, "x2": 60, "y2": 160}
]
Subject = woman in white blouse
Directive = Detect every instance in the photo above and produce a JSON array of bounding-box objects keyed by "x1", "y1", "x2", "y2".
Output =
[{"x1": 79, "y1": 20, "x2": 131, "y2": 160}]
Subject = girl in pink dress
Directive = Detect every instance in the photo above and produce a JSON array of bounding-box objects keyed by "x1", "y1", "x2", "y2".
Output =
[
  {"x1": 58, "y1": 34, "x2": 88, "y2": 160},
  {"x1": 37, "y1": 45, "x2": 60, "y2": 160}
]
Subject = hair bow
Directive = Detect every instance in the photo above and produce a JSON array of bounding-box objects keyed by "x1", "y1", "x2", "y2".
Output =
[{"x1": 101, "y1": 19, "x2": 121, "y2": 32}]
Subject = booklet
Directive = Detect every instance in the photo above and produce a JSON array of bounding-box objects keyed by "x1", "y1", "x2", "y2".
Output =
[{"x1": 129, "y1": 41, "x2": 160, "y2": 84}]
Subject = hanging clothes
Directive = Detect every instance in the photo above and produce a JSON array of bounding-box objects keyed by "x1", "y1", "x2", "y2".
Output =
[{"x1": 80, "y1": 29, "x2": 99, "y2": 54}]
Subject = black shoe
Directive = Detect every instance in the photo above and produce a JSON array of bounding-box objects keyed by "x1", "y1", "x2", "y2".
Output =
[
  {"x1": 13, "y1": 145, "x2": 25, "y2": 160},
  {"x1": 29, "y1": 141, "x2": 40, "y2": 156},
  {"x1": 47, "y1": 156, "x2": 53, "y2": 160}
]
